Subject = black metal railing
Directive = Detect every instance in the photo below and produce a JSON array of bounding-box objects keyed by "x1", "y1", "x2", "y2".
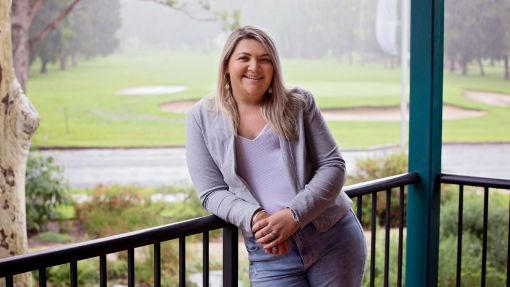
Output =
[
  {"x1": 0, "y1": 172, "x2": 420, "y2": 287},
  {"x1": 0, "y1": 216, "x2": 238, "y2": 287},
  {"x1": 440, "y1": 173, "x2": 510, "y2": 287},
  {"x1": 345, "y1": 172, "x2": 420, "y2": 287}
]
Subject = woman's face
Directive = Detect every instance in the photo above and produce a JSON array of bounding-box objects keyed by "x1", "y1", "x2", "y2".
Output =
[{"x1": 227, "y1": 39, "x2": 274, "y2": 106}]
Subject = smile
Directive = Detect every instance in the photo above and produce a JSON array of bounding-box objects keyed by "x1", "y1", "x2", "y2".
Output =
[{"x1": 244, "y1": 75, "x2": 263, "y2": 80}]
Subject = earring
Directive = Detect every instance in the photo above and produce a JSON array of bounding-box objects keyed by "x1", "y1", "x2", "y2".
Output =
[
  {"x1": 268, "y1": 87, "x2": 272, "y2": 94},
  {"x1": 224, "y1": 73, "x2": 230, "y2": 90}
]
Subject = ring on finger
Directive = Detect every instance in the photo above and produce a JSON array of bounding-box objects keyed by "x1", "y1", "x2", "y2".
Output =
[
  {"x1": 269, "y1": 231, "x2": 277, "y2": 240},
  {"x1": 272, "y1": 246, "x2": 278, "y2": 253}
]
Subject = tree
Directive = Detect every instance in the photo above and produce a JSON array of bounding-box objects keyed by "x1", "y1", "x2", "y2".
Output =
[
  {"x1": 65, "y1": 0, "x2": 121, "y2": 65},
  {"x1": 14, "y1": 0, "x2": 235, "y2": 90},
  {"x1": 29, "y1": 0, "x2": 68, "y2": 73},
  {"x1": 308, "y1": 0, "x2": 362, "y2": 63},
  {"x1": 11, "y1": 0, "x2": 81, "y2": 91},
  {"x1": 0, "y1": 1, "x2": 40, "y2": 286},
  {"x1": 31, "y1": 30, "x2": 61, "y2": 73},
  {"x1": 445, "y1": 0, "x2": 510, "y2": 79},
  {"x1": 232, "y1": 0, "x2": 383, "y2": 62},
  {"x1": 29, "y1": 0, "x2": 120, "y2": 73},
  {"x1": 36, "y1": 0, "x2": 122, "y2": 71},
  {"x1": 444, "y1": 0, "x2": 483, "y2": 75},
  {"x1": 501, "y1": 0, "x2": 510, "y2": 80}
]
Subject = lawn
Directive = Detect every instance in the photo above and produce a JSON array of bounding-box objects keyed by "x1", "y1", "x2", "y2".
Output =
[{"x1": 28, "y1": 50, "x2": 510, "y2": 149}]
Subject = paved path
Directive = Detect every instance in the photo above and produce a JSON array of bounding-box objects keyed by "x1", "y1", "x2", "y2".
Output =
[{"x1": 39, "y1": 144, "x2": 510, "y2": 188}]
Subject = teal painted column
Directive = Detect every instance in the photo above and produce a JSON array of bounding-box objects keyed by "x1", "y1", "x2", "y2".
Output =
[{"x1": 405, "y1": 0, "x2": 444, "y2": 286}]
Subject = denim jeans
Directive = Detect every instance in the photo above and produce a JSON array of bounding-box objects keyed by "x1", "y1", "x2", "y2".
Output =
[{"x1": 244, "y1": 210, "x2": 366, "y2": 287}]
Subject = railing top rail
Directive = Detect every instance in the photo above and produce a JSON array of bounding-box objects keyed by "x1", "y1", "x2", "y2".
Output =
[
  {"x1": 440, "y1": 173, "x2": 510, "y2": 189},
  {"x1": 344, "y1": 172, "x2": 420, "y2": 197},
  {"x1": 0, "y1": 215, "x2": 228, "y2": 277}
]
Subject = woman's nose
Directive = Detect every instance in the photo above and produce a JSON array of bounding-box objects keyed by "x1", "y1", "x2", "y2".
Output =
[{"x1": 248, "y1": 59, "x2": 259, "y2": 71}]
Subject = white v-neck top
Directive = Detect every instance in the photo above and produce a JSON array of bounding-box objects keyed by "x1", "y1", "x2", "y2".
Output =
[{"x1": 235, "y1": 125, "x2": 296, "y2": 214}]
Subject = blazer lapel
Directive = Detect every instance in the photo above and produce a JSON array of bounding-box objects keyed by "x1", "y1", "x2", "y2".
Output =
[{"x1": 223, "y1": 118, "x2": 259, "y2": 205}]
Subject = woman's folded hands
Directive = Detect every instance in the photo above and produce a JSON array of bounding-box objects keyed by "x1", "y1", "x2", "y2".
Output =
[{"x1": 251, "y1": 209, "x2": 299, "y2": 255}]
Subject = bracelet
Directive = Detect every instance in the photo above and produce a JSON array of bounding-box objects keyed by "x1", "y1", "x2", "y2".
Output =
[
  {"x1": 287, "y1": 207, "x2": 302, "y2": 227},
  {"x1": 251, "y1": 209, "x2": 266, "y2": 226}
]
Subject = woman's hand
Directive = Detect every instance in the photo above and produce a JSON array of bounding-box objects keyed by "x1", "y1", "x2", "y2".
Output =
[
  {"x1": 251, "y1": 210, "x2": 292, "y2": 255},
  {"x1": 271, "y1": 240, "x2": 290, "y2": 255},
  {"x1": 252, "y1": 208, "x2": 299, "y2": 253}
]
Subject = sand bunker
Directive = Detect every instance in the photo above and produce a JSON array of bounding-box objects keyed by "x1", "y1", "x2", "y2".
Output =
[
  {"x1": 160, "y1": 99, "x2": 485, "y2": 121},
  {"x1": 160, "y1": 99, "x2": 199, "y2": 113},
  {"x1": 464, "y1": 91, "x2": 510, "y2": 107},
  {"x1": 116, "y1": 85, "x2": 187, "y2": 96}
]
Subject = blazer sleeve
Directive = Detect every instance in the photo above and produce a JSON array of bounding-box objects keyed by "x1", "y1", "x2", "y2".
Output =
[
  {"x1": 186, "y1": 109, "x2": 261, "y2": 236},
  {"x1": 287, "y1": 90, "x2": 347, "y2": 228}
]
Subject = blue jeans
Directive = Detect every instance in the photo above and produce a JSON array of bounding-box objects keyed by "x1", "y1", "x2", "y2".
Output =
[{"x1": 244, "y1": 210, "x2": 366, "y2": 287}]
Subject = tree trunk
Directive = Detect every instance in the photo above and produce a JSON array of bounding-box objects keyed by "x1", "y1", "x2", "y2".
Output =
[
  {"x1": 60, "y1": 54, "x2": 67, "y2": 70},
  {"x1": 504, "y1": 55, "x2": 509, "y2": 81},
  {"x1": 72, "y1": 52, "x2": 79, "y2": 67},
  {"x1": 477, "y1": 57, "x2": 485, "y2": 76},
  {"x1": 461, "y1": 59, "x2": 468, "y2": 76},
  {"x1": 1, "y1": 1, "x2": 39, "y2": 286},
  {"x1": 448, "y1": 58, "x2": 455, "y2": 72},
  {"x1": 40, "y1": 60, "x2": 48, "y2": 74},
  {"x1": 10, "y1": 0, "x2": 33, "y2": 92}
]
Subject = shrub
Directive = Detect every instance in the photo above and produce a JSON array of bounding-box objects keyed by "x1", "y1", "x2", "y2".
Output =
[
  {"x1": 360, "y1": 227, "x2": 506, "y2": 287},
  {"x1": 349, "y1": 151, "x2": 408, "y2": 228},
  {"x1": 75, "y1": 185, "x2": 166, "y2": 237},
  {"x1": 362, "y1": 228, "x2": 406, "y2": 287},
  {"x1": 440, "y1": 191, "x2": 509, "y2": 275},
  {"x1": 348, "y1": 151, "x2": 408, "y2": 183},
  {"x1": 438, "y1": 233, "x2": 506, "y2": 286},
  {"x1": 25, "y1": 153, "x2": 68, "y2": 232},
  {"x1": 105, "y1": 243, "x2": 180, "y2": 286},
  {"x1": 156, "y1": 186, "x2": 209, "y2": 222},
  {"x1": 33, "y1": 259, "x2": 98, "y2": 287}
]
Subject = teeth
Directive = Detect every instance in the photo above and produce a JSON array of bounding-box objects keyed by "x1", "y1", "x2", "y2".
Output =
[{"x1": 245, "y1": 75, "x2": 262, "y2": 80}]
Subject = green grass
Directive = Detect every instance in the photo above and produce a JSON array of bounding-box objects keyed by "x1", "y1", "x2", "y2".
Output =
[
  {"x1": 33, "y1": 231, "x2": 73, "y2": 244},
  {"x1": 28, "y1": 50, "x2": 510, "y2": 149}
]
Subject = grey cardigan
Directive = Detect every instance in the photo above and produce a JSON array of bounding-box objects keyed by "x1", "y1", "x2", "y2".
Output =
[{"x1": 185, "y1": 88, "x2": 352, "y2": 237}]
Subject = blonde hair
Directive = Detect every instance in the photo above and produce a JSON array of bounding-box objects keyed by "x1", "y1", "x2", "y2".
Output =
[{"x1": 215, "y1": 25, "x2": 304, "y2": 140}]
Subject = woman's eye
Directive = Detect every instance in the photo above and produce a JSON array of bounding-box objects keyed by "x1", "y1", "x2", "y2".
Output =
[
  {"x1": 261, "y1": 58, "x2": 271, "y2": 63},
  {"x1": 238, "y1": 56, "x2": 248, "y2": 61}
]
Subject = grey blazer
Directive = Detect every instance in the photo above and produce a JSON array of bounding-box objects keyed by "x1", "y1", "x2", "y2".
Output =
[{"x1": 185, "y1": 88, "x2": 352, "y2": 237}]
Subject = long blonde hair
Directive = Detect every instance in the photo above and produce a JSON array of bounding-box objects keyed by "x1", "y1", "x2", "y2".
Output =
[{"x1": 215, "y1": 25, "x2": 304, "y2": 140}]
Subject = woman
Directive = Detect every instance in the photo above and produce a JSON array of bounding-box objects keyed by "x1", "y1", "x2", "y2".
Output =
[{"x1": 186, "y1": 25, "x2": 366, "y2": 286}]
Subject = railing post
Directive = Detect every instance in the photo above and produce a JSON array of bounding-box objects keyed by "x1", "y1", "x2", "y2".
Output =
[
  {"x1": 222, "y1": 224, "x2": 238, "y2": 287},
  {"x1": 406, "y1": 0, "x2": 444, "y2": 286}
]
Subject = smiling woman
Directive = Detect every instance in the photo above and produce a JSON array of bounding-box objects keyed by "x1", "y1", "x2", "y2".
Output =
[
  {"x1": 227, "y1": 39, "x2": 274, "y2": 106},
  {"x1": 185, "y1": 26, "x2": 366, "y2": 287}
]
